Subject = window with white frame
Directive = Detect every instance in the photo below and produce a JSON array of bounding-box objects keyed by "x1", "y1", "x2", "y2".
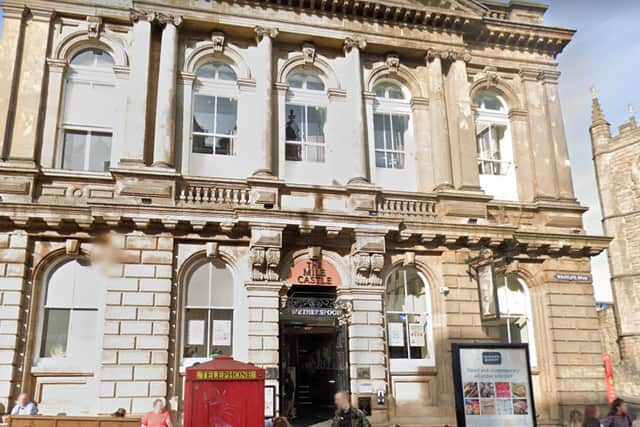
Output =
[
  {"x1": 490, "y1": 274, "x2": 537, "y2": 367},
  {"x1": 183, "y1": 259, "x2": 234, "y2": 365},
  {"x1": 37, "y1": 258, "x2": 101, "y2": 368},
  {"x1": 59, "y1": 49, "x2": 115, "y2": 172},
  {"x1": 192, "y1": 61, "x2": 238, "y2": 156},
  {"x1": 285, "y1": 71, "x2": 327, "y2": 163},
  {"x1": 474, "y1": 91, "x2": 511, "y2": 176},
  {"x1": 373, "y1": 81, "x2": 411, "y2": 170},
  {"x1": 385, "y1": 267, "x2": 434, "y2": 368}
]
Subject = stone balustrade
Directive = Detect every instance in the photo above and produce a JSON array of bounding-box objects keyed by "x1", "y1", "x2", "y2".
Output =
[
  {"x1": 377, "y1": 193, "x2": 438, "y2": 220},
  {"x1": 178, "y1": 181, "x2": 251, "y2": 206}
]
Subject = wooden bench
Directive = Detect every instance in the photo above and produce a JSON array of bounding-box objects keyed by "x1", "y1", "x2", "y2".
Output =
[{"x1": 6, "y1": 416, "x2": 141, "y2": 427}]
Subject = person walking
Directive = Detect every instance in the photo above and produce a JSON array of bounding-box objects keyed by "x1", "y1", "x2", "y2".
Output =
[
  {"x1": 569, "y1": 409, "x2": 584, "y2": 427},
  {"x1": 332, "y1": 391, "x2": 370, "y2": 427},
  {"x1": 10, "y1": 393, "x2": 38, "y2": 416},
  {"x1": 601, "y1": 398, "x2": 632, "y2": 427},
  {"x1": 141, "y1": 399, "x2": 173, "y2": 427},
  {"x1": 283, "y1": 373, "x2": 295, "y2": 418},
  {"x1": 583, "y1": 405, "x2": 603, "y2": 427}
]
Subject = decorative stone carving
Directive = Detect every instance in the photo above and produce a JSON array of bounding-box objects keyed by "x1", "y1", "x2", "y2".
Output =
[
  {"x1": 385, "y1": 52, "x2": 400, "y2": 73},
  {"x1": 265, "y1": 248, "x2": 281, "y2": 281},
  {"x1": 308, "y1": 246, "x2": 321, "y2": 260},
  {"x1": 86, "y1": 16, "x2": 102, "y2": 39},
  {"x1": 211, "y1": 32, "x2": 225, "y2": 53},
  {"x1": 65, "y1": 239, "x2": 80, "y2": 255},
  {"x1": 249, "y1": 246, "x2": 281, "y2": 281},
  {"x1": 343, "y1": 36, "x2": 367, "y2": 52},
  {"x1": 369, "y1": 253, "x2": 384, "y2": 286},
  {"x1": 403, "y1": 251, "x2": 416, "y2": 266},
  {"x1": 302, "y1": 42, "x2": 316, "y2": 64},
  {"x1": 156, "y1": 13, "x2": 182, "y2": 26},
  {"x1": 130, "y1": 10, "x2": 156, "y2": 23},
  {"x1": 335, "y1": 299, "x2": 353, "y2": 326},
  {"x1": 255, "y1": 26, "x2": 279, "y2": 41},
  {"x1": 249, "y1": 246, "x2": 266, "y2": 281},
  {"x1": 353, "y1": 252, "x2": 371, "y2": 286},
  {"x1": 205, "y1": 242, "x2": 219, "y2": 259}
]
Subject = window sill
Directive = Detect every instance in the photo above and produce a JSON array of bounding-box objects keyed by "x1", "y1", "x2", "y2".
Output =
[
  {"x1": 41, "y1": 168, "x2": 113, "y2": 181},
  {"x1": 31, "y1": 365, "x2": 96, "y2": 377}
]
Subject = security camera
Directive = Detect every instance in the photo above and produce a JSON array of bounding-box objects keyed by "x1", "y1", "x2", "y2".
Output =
[{"x1": 439, "y1": 286, "x2": 450, "y2": 296}]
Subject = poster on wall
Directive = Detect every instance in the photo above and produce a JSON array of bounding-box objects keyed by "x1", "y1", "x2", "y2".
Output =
[
  {"x1": 452, "y1": 343, "x2": 536, "y2": 427},
  {"x1": 264, "y1": 385, "x2": 276, "y2": 418},
  {"x1": 187, "y1": 320, "x2": 205, "y2": 346},
  {"x1": 212, "y1": 320, "x2": 232, "y2": 346},
  {"x1": 408, "y1": 323, "x2": 425, "y2": 347},
  {"x1": 388, "y1": 322, "x2": 405, "y2": 347}
]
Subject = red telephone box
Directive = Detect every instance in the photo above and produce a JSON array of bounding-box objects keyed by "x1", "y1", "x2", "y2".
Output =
[{"x1": 184, "y1": 356, "x2": 265, "y2": 427}]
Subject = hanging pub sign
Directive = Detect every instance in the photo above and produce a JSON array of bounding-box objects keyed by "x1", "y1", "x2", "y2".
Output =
[
  {"x1": 452, "y1": 343, "x2": 537, "y2": 427},
  {"x1": 287, "y1": 258, "x2": 341, "y2": 286},
  {"x1": 469, "y1": 254, "x2": 501, "y2": 321}
]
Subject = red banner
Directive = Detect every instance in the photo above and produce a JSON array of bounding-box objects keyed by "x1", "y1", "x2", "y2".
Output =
[{"x1": 602, "y1": 353, "x2": 616, "y2": 403}]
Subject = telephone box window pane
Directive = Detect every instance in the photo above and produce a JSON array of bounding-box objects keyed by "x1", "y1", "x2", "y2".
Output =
[{"x1": 41, "y1": 309, "x2": 70, "y2": 358}]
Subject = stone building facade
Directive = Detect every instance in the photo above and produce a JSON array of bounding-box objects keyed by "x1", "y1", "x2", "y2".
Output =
[
  {"x1": 590, "y1": 95, "x2": 640, "y2": 404},
  {"x1": 0, "y1": 0, "x2": 609, "y2": 425}
]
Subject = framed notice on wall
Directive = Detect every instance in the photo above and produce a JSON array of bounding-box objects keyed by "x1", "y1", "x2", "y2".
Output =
[
  {"x1": 264, "y1": 385, "x2": 276, "y2": 418},
  {"x1": 452, "y1": 343, "x2": 536, "y2": 427}
]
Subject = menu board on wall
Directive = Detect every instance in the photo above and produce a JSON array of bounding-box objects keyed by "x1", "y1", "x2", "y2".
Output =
[
  {"x1": 408, "y1": 323, "x2": 425, "y2": 347},
  {"x1": 452, "y1": 343, "x2": 536, "y2": 427},
  {"x1": 388, "y1": 322, "x2": 405, "y2": 347}
]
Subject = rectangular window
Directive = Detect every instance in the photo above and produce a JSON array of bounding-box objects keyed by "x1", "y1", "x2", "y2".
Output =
[
  {"x1": 476, "y1": 122, "x2": 507, "y2": 176},
  {"x1": 192, "y1": 95, "x2": 237, "y2": 156},
  {"x1": 62, "y1": 129, "x2": 112, "y2": 172},
  {"x1": 285, "y1": 104, "x2": 326, "y2": 162},
  {"x1": 184, "y1": 308, "x2": 233, "y2": 359},
  {"x1": 40, "y1": 308, "x2": 70, "y2": 358},
  {"x1": 374, "y1": 113, "x2": 407, "y2": 169}
]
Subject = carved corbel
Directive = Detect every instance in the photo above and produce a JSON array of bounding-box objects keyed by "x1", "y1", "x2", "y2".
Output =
[
  {"x1": 308, "y1": 246, "x2": 321, "y2": 261},
  {"x1": 403, "y1": 251, "x2": 416, "y2": 266},
  {"x1": 265, "y1": 248, "x2": 281, "y2": 281},
  {"x1": 353, "y1": 252, "x2": 371, "y2": 286},
  {"x1": 130, "y1": 10, "x2": 156, "y2": 23},
  {"x1": 385, "y1": 52, "x2": 400, "y2": 73},
  {"x1": 249, "y1": 246, "x2": 266, "y2": 281},
  {"x1": 211, "y1": 31, "x2": 225, "y2": 53},
  {"x1": 86, "y1": 16, "x2": 102, "y2": 39},
  {"x1": 65, "y1": 239, "x2": 80, "y2": 255},
  {"x1": 369, "y1": 253, "x2": 385, "y2": 286},
  {"x1": 343, "y1": 35, "x2": 367, "y2": 52},
  {"x1": 302, "y1": 42, "x2": 316, "y2": 64}
]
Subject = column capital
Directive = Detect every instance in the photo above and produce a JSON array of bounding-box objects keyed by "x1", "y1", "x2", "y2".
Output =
[
  {"x1": 156, "y1": 13, "x2": 183, "y2": 27},
  {"x1": 29, "y1": 8, "x2": 54, "y2": 22},
  {"x1": 46, "y1": 58, "x2": 67, "y2": 73},
  {"x1": 519, "y1": 68, "x2": 543, "y2": 82},
  {"x1": 130, "y1": 9, "x2": 156, "y2": 23},
  {"x1": 539, "y1": 70, "x2": 561, "y2": 84},
  {"x1": 343, "y1": 35, "x2": 367, "y2": 52},
  {"x1": 2, "y1": 4, "x2": 27, "y2": 19},
  {"x1": 255, "y1": 25, "x2": 279, "y2": 41}
]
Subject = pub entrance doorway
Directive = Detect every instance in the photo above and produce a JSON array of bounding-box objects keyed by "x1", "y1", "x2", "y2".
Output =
[{"x1": 280, "y1": 285, "x2": 349, "y2": 425}]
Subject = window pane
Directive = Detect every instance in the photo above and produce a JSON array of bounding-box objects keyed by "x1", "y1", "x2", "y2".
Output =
[
  {"x1": 91, "y1": 83, "x2": 117, "y2": 128},
  {"x1": 210, "y1": 260, "x2": 233, "y2": 307},
  {"x1": 45, "y1": 260, "x2": 76, "y2": 307},
  {"x1": 184, "y1": 308, "x2": 208, "y2": 358},
  {"x1": 193, "y1": 135, "x2": 214, "y2": 154},
  {"x1": 41, "y1": 308, "x2": 70, "y2": 358},
  {"x1": 285, "y1": 143, "x2": 302, "y2": 161},
  {"x1": 217, "y1": 64, "x2": 237, "y2": 81},
  {"x1": 304, "y1": 144, "x2": 325, "y2": 163},
  {"x1": 386, "y1": 269, "x2": 405, "y2": 312},
  {"x1": 193, "y1": 95, "x2": 215, "y2": 134},
  {"x1": 404, "y1": 268, "x2": 426, "y2": 314},
  {"x1": 306, "y1": 75, "x2": 325, "y2": 91},
  {"x1": 62, "y1": 130, "x2": 87, "y2": 170},
  {"x1": 383, "y1": 115, "x2": 392, "y2": 150},
  {"x1": 391, "y1": 115, "x2": 408, "y2": 152},
  {"x1": 215, "y1": 137, "x2": 233, "y2": 156},
  {"x1": 375, "y1": 151, "x2": 386, "y2": 168},
  {"x1": 70, "y1": 49, "x2": 113, "y2": 68},
  {"x1": 88, "y1": 132, "x2": 112, "y2": 172},
  {"x1": 211, "y1": 309, "x2": 233, "y2": 356},
  {"x1": 187, "y1": 264, "x2": 210, "y2": 307},
  {"x1": 71, "y1": 259, "x2": 100, "y2": 308},
  {"x1": 387, "y1": 313, "x2": 408, "y2": 359},
  {"x1": 63, "y1": 80, "x2": 93, "y2": 124},
  {"x1": 306, "y1": 106, "x2": 325, "y2": 143},
  {"x1": 287, "y1": 73, "x2": 304, "y2": 89},
  {"x1": 215, "y1": 97, "x2": 237, "y2": 136},
  {"x1": 196, "y1": 63, "x2": 216, "y2": 79},
  {"x1": 286, "y1": 105, "x2": 303, "y2": 142},
  {"x1": 374, "y1": 114, "x2": 385, "y2": 150},
  {"x1": 389, "y1": 153, "x2": 405, "y2": 169},
  {"x1": 68, "y1": 309, "x2": 98, "y2": 359}
]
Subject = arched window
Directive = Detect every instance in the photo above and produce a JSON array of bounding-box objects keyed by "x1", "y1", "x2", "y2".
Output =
[
  {"x1": 372, "y1": 81, "x2": 411, "y2": 170},
  {"x1": 183, "y1": 259, "x2": 234, "y2": 365},
  {"x1": 473, "y1": 90, "x2": 518, "y2": 200},
  {"x1": 192, "y1": 61, "x2": 238, "y2": 157},
  {"x1": 385, "y1": 266, "x2": 434, "y2": 368},
  {"x1": 59, "y1": 49, "x2": 115, "y2": 172},
  {"x1": 491, "y1": 274, "x2": 537, "y2": 366},
  {"x1": 285, "y1": 70, "x2": 327, "y2": 163},
  {"x1": 37, "y1": 258, "x2": 101, "y2": 367}
]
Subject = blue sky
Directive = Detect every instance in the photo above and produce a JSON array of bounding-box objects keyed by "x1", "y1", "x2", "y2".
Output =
[{"x1": 0, "y1": 1, "x2": 636, "y2": 300}]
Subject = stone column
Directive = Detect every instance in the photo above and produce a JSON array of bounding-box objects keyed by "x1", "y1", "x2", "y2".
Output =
[
  {"x1": 120, "y1": 11, "x2": 154, "y2": 167},
  {"x1": 520, "y1": 69, "x2": 559, "y2": 201},
  {"x1": 344, "y1": 36, "x2": 370, "y2": 184},
  {"x1": 152, "y1": 15, "x2": 182, "y2": 168},
  {"x1": 40, "y1": 59, "x2": 67, "y2": 168},
  {"x1": 411, "y1": 97, "x2": 433, "y2": 192},
  {"x1": 508, "y1": 109, "x2": 536, "y2": 202},
  {"x1": 6, "y1": 9, "x2": 53, "y2": 166},
  {"x1": 0, "y1": 5, "x2": 26, "y2": 159},
  {"x1": 253, "y1": 26, "x2": 279, "y2": 177},
  {"x1": 426, "y1": 51, "x2": 453, "y2": 191},
  {"x1": 444, "y1": 52, "x2": 480, "y2": 191},
  {"x1": 541, "y1": 71, "x2": 575, "y2": 201}
]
